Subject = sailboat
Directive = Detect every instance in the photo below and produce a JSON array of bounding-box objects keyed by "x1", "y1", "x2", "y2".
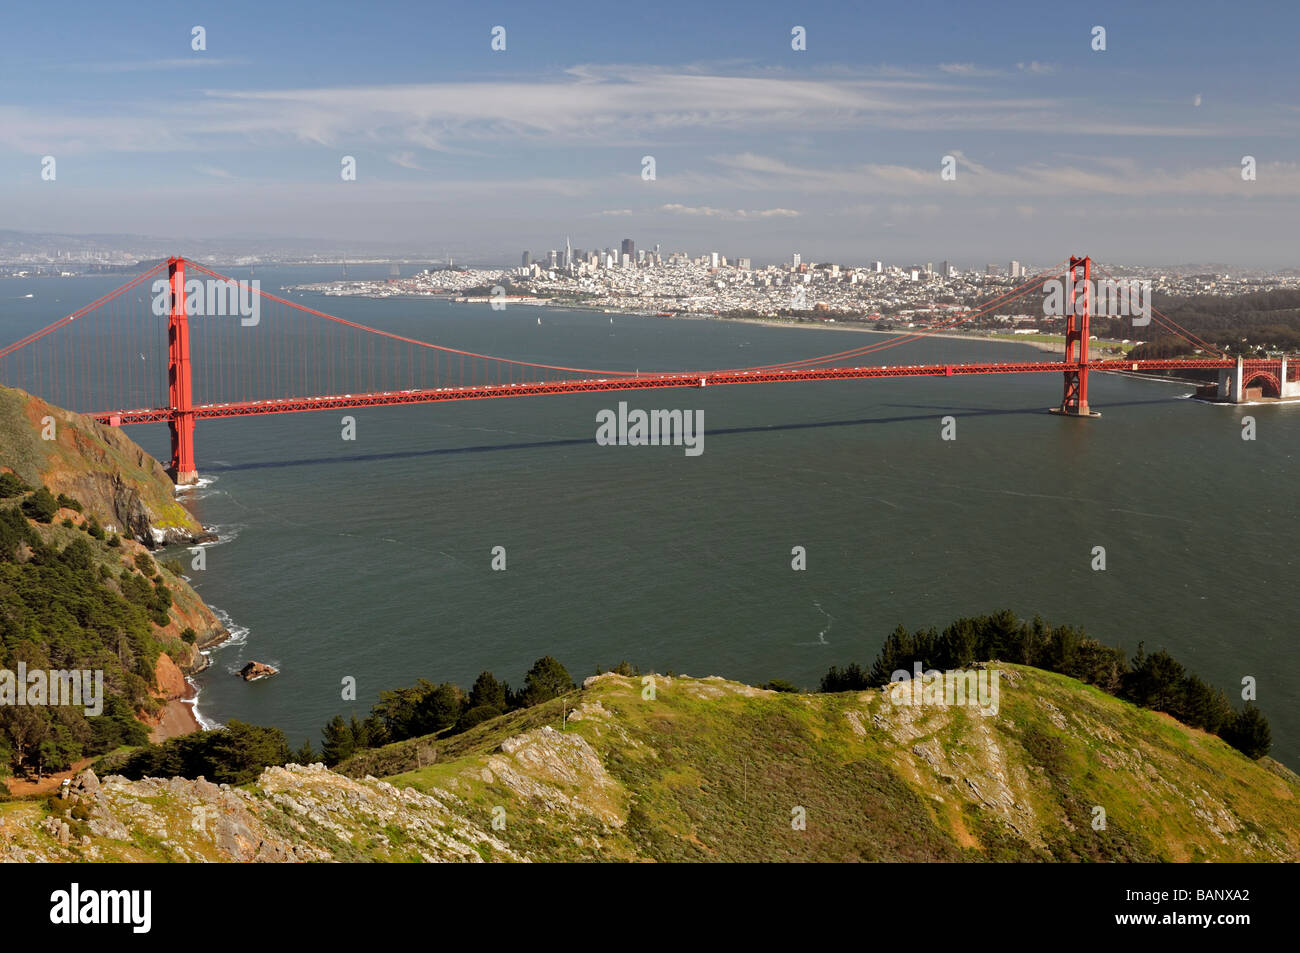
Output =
[{"x1": 536, "y1": 316, "x2": 541, "y2": 325}]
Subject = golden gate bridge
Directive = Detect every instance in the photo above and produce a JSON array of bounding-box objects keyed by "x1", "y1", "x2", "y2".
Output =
[{"x1": 0, "y1": 255, "x2": 1293, "y2": 485}]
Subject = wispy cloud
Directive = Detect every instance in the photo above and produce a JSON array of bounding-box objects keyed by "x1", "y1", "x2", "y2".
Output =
[
  {"x1": 1, "y1": 62, "x2": 1282, "y2": 161},
  {"x1": 661, "y1": 204, "x2": 799, "y2": 219},
  {"x1": 70, "y1": 57, "x2": 247, "y2": 73},
  {"x1": 706, "y1": 151, "x2": 1300, "y2": 198},
  {"x1": 387, "y1": 151, "x2": 424, "y2": 170},
  {"x1": 938, "y1": 63, "x2": 1002, "y2": 77}
]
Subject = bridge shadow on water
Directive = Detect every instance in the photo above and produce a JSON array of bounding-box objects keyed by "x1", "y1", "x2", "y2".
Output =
[{"x1": 204, "y1": 396, "x2": 1181, "y2": 474}]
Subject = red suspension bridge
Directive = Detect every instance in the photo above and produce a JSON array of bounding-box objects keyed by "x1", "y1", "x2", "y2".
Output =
[{"x1": 0, "y1": 255, "x2": 1293, "y2": 485}]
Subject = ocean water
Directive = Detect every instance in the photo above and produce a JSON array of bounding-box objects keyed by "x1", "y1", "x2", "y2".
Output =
[{"x1": 3, "y1": 267, "x2": 1296, "y2": 765}]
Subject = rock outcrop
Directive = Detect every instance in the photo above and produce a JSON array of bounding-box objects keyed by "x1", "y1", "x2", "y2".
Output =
[{"x1": 240, "y1": 662, "x2": 278, "y2": 682}]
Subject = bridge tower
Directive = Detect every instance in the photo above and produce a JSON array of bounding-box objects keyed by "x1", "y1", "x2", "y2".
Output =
[
  {"x1": 1051, "y1": 255, "x2": 1100, "y2": 417},
  {"x1": 166, "y1": 257, "x2": 199, "y2": 485}
]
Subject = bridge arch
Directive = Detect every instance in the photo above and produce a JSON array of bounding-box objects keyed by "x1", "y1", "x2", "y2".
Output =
[{"x1": 1243, "y1": 371, "x2": 1281, "y2": 397}]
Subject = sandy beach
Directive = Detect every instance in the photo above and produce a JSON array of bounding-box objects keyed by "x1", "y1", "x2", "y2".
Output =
[{"x1": 149, "y1": 697, "x2": 202, "y2": 743}]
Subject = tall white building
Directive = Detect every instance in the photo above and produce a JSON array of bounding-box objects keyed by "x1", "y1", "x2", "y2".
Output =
[{"x1": 792, "y1": 252, "x2": 801, "y2": 267}]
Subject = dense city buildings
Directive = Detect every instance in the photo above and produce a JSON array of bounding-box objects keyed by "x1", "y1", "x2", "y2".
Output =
[{"x1": 291, "y1": 237, "x2": 1300, "y2": 352}]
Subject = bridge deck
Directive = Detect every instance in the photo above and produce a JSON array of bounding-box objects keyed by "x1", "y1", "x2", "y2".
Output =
[{"x1": 91, "y1": 358, "x2": 1251, "y2": 425}]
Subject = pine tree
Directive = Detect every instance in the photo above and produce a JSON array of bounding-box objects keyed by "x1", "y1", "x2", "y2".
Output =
[
  {"x1": 349, "y1": 713, "x2": 370, "y2": 750},
  {"x1": 418, "y1": 682, "x2": 466, "y2": 730},
  {"x1": 519, "y1": 656, "x2": 575, "y2": 706},
  {"x1": 468, "y1": 671, "x2": 508, "y2": 712},
  {"x1": 320, "y1": 715, "x2": 356, "y2": 765},
  {"x1": 1224, "y1": 703, "x2": 1272, "y2": 760}
]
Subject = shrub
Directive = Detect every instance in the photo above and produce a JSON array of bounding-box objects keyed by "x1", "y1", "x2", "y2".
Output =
[
  {"x1": 0, "y1": 472, "x2": 30, "y2": 498},
  {"x1": 456, "y1": 705, "x2": 504, "y2": 732},
  {"x1": 21, "y1": 487, "x2": 58, "y2": 523}
]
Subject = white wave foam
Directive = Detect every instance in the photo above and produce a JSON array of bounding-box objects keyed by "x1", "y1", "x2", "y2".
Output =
[
  {"x1": 184, "y1": 680, "x2": 222, "y2": 731},
  {"x1": 194, "y1": 524, "x2": 245, "y2": 548},
  {"x1": 176, "y1": 475, "x2": 218, "y2": 494},
  {"x1": 187, "y1": 603, "x2": 250, "y2": 729},
  {"x1": 208, "y1": 606, "x2": 250, "y2": 648}
]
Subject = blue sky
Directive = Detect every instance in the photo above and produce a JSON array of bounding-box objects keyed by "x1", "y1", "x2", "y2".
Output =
[{"x1": 2, "y1": 0, "x2": 1297, "y2": 265}]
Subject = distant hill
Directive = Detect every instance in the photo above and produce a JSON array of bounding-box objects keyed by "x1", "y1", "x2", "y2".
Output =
[{"x1": 5, "y1": 666, "x2": 1297, "y2": 861}]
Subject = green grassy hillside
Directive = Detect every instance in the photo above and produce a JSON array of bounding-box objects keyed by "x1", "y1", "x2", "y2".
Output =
[{"x1": 5, "y1": 666, "x2": 1296, "y2": 862}]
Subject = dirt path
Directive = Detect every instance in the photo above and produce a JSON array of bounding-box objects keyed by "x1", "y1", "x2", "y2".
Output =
[{"x1": 3, "y1": 758, "x2": 93, "y2": 797}]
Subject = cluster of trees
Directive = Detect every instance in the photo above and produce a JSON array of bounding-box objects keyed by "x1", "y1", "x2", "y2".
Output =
[
  {"x1": 0, "y1": 493, "x2": 180, "y2": 778},
  {"x1": 99, "y1": 656, "x2": 583, "y2": 782},
  {"x1": 314, "y1": 656, "x2": 576, "y2": 766},
  {"x1": 819, "y1": 611, "x2": 1272, "y2": 760},
  {"x1": 110, "y1": 720, "x2": 296, "y2": 785},
  {"x1": 970, "y1": 283, "x2": 1300, "y2": 357},
  {"x1": 1103, "y1": 287, "x2": 1300, "y2": 356}
]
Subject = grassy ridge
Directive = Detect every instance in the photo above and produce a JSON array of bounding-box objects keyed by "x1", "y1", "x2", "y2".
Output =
[
  {"x1": 7, "y1": 664, "x2": 1297, "y2": 861},
  {"x1": 382, "y1": 666, "x2": 1300, "y2": 862}
]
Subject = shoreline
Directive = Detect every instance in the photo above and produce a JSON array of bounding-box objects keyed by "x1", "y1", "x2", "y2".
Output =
[
  {"x1": 289, "y1": 285, "x2": 1129, "y2": 358},
  {"x1": 149, "y1": 694, "x2": 202, "y2": 743},
  {"x1": 156, "y1": 515, "x2": 241, "y2": 739}
]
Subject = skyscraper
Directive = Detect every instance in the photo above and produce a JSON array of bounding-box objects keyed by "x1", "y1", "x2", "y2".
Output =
[
  {"x1": 792, "y1": 252, "x2": 801, "y2": 267},
  {"x1": 621, "y1": 238, "x2": 635, "y2": 260},
  {"x1": 1009, "y1": 260, "x2": 1022, "y2": 279},
  {"x1": 521, "y1": 251, "x2": 531, "y2": 267}
]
